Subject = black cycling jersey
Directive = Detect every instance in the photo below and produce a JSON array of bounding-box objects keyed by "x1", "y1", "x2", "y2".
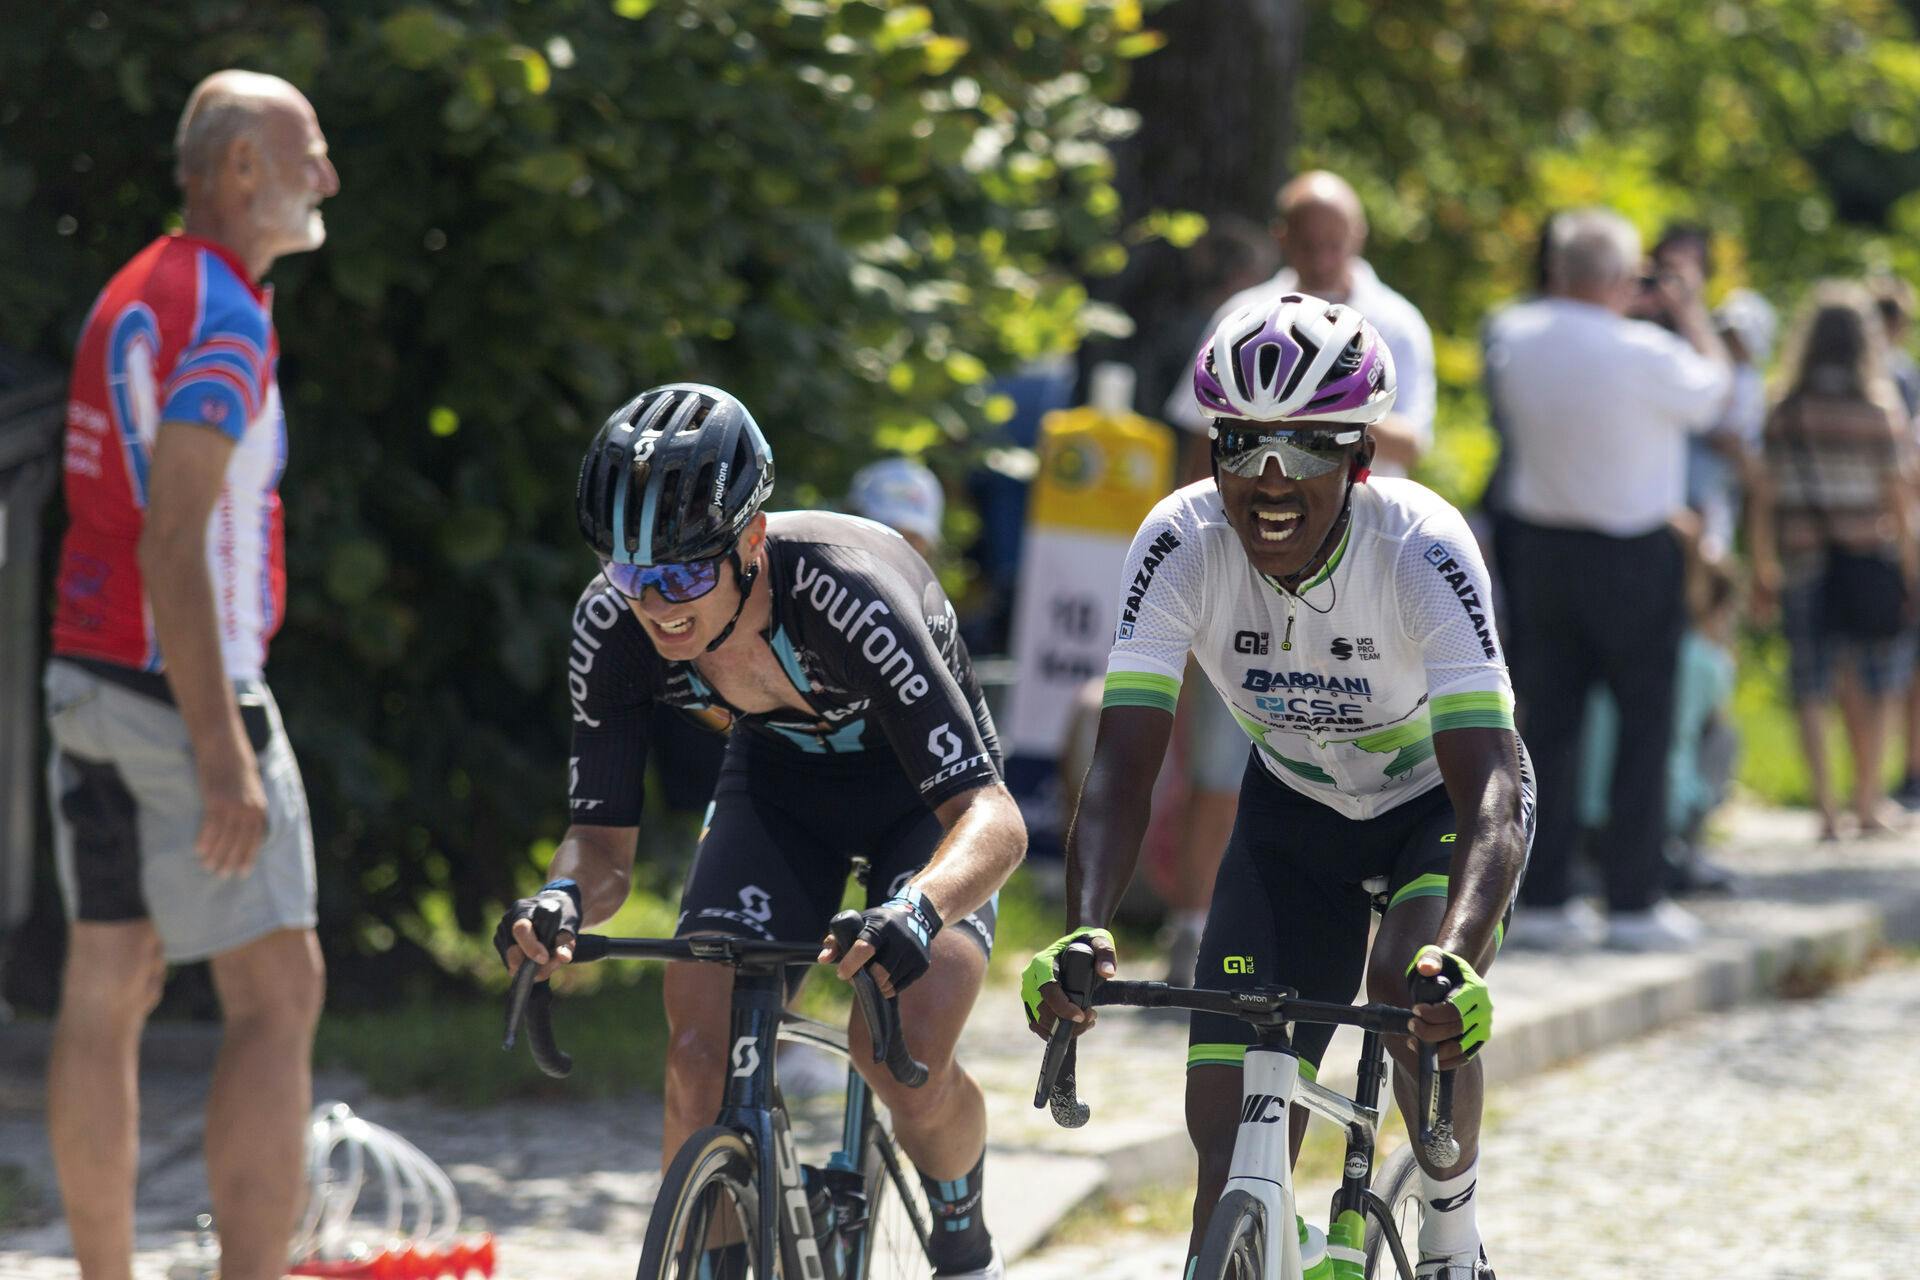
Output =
[{"x1": 565, "y1": 510, "x2": 1002, "y2": 827}]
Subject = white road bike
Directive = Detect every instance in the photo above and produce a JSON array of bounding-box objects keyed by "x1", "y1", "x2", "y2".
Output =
[{"x1": 1035, "y1": 946, "x2": 1462, "y2": 1280}]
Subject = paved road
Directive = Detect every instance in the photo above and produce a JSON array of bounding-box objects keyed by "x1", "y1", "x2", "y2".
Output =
[{"x1": 1012, "y1": 955, "x2": 1920, "y2": 1280}]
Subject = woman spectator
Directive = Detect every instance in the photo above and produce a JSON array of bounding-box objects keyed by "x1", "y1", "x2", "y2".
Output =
[{"x1": 1751, "y1": 281, "x2": 1919, "y2": 841}]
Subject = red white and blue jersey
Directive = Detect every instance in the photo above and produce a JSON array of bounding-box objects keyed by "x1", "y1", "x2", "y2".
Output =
[{"x1": 52, "y1": 235, "x2": 287, "y2": 681}]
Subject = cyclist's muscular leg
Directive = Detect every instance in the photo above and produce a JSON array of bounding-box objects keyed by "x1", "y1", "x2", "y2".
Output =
[
  {"x1": 661, "y1": 955, "x2": 738, "y2": 1165},
  {"x1": 847, "y1": 927, "x2": 986, "y2": 1178},
  {"x1": 1368, "y1": 897, "x2": 1492, "y2": 1170}
]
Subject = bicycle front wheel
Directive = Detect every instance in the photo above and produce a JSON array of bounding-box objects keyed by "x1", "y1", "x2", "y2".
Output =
[
  {"x1": 1363, "y1": 1146, "x2": 1423, "y2": 1280},
  {"x1": 638, "y1": 1126, "x2": 765, "y2": 1280},
  {"x1": 1193, "y1": 1189, "x2": 1266, "y2": 1280},
  {"x1": 852, "y1": 1114, "x2": 934, "y2": 1280}
]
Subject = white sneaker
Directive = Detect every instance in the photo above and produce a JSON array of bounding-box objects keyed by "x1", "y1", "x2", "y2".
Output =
[
  {"x1": 1604, "y1": 899, "x2": 1705, "y2": 952},
  {"x1": 1501, "y1": 899, "x2": 1604, "y2": 951},
  {"x1": 936, "y1": 1246, "x2": 1002, "y2": 1280}
]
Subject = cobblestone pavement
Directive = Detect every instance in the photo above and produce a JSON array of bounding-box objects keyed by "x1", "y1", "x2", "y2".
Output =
[
  {"x1": 1010, "y1": 955, "x2": 1920, "y2": 1280},
  {"x1": 3, "y1": 802, "x2": 1916, "y2": 1279}
]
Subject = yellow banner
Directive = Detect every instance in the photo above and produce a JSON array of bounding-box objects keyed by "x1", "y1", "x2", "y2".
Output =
[{"x1": 1027, "y1": 404, "x2": 1175, "y2": 535}]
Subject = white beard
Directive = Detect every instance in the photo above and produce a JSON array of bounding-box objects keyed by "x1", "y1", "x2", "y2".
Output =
[{"x1": 254, "y1": 183, "x2": 325, "y2": 254}]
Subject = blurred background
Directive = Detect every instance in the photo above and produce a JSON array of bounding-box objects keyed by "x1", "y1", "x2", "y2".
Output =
[{"x1": 7, "y1": 0, "x2": 1920, "y2": 1095}]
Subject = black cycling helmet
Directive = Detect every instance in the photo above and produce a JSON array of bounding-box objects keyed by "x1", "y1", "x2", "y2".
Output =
[{"x1": 577, "y1": 382, "x2": 775, "y2": 566}]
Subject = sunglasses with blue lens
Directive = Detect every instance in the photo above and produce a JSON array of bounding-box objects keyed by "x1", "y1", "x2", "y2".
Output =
[{"x1": 598, "y1": 555, "x2": 725, "y2": 603}]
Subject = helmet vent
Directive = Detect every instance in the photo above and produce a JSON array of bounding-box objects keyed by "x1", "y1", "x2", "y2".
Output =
[
  {"x1": 1227, "y1": 335, "x2": 1257, "y2": 401},
  {"x1": 1257, "y1": 343, "x2": 1282, "y2": 390},
  {"x1": 1280, "y1": 335, "x2": 1320, "y2": 400}
]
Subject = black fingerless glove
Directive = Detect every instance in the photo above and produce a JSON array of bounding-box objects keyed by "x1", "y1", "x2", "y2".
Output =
[
  {"x1": 855, "y1": 887, "x2": 944, "y2": 992},
  {"x1": 492, "y1": 879, "x2": 583, "y2": 969}
]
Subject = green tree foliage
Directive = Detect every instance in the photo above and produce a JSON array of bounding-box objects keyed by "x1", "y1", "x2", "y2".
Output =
[
  {"x1": 1295, "y1": 0, "x2": 1920, "y2": 503},
  {"x1": 0, "y1": 0, "x2": 1146, "y2": 989}
]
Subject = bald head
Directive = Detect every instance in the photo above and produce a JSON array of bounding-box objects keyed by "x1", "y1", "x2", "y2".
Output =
[
  {"x1": 174, "y1": 70, "x2": 312, "y2": 189},
  {"x1": 1274, "y1": 170, "x2": 1368, "y2": 239},
  {"x1": 1272, "y1": 170, "x2": 1367, "y2": 298},
  {"x1": 172, "y1": 70, "x2": 337, "y2": 278}
]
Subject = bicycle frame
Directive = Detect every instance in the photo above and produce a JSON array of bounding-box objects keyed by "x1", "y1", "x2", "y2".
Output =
[
  {"x1": 697, "y1": 962, "x2": 929, "y2": 1280},
  {"x1": 1034, "y1": 974, "x2": 1442, "y2": 1280}
]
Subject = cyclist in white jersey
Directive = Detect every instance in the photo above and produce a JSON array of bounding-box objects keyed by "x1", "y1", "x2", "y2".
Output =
[{"x1": 1024, "y1": 296, "x2": 1532, "y2": 1280}]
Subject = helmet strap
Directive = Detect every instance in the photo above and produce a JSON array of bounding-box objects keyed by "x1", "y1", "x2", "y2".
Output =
[{"x1": 703, "y1": 548, "x2": 760, "y2": 653}]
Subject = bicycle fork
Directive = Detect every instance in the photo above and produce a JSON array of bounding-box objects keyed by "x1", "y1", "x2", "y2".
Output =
[
  {"x1": 717, "y1": 966, "x2": 830, "y2": 1280},
  {"x1": 1224, "y1": 1044, "x2": 1306, "y2": 1280}
]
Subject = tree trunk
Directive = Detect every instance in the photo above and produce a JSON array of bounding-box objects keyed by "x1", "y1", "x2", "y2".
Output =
[{"x1": 1095, "y1": 0, "x2": 1304, "y2": 411}]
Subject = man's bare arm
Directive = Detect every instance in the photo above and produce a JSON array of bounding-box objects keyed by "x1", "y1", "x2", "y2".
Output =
[
  {"x1": 911, "y1": 782, "x2": 1027, "y2": 922},
  {"x1": 828, "y1": 781, "x2": 1026, "y2": 984},
  {"x1": 1429, "y1": 726, "x2": 1528, "y2": 966},
  {"x1": 508, "y1": 823, "x2": 639, "y2": 977},
  {"x1": 138, "y1": 421, "x2": 263, "y2": 877}
]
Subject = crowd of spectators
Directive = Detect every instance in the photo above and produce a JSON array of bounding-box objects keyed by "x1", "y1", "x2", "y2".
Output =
[{"x1": 1137, "y1": 184, "x2": 1920, "y2": 961}]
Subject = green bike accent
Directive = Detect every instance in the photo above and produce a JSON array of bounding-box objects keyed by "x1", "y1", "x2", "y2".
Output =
[
  {"x1": 1327, "y1": 1209, "x2": 1367, "y2": 1280},
  {"x1": 1102, "y1": 670, "x2": 1181, "y2": 714},
  {"x1": 1406, "y1": 945, "x2": 1492, "y2": 1060},
  {"x1": 1019, "y1": 926, "x2": 1114, "y2": 1023},
  {"x1": 1299, "y1": 1215, "x2": 1333, "y2": 1280}
]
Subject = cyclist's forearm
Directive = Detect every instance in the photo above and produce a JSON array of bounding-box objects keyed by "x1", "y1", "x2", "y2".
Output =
[
  {"x1": 914, "y1": 785, "x2": 1026, "y2": 921},
  {"x1": 1438, "y1": 827, "x2": 1523, "y2": 960},
  {"x1": 1064, "y1": 707, "x2": 1171, "y2": 929},
  {"x1": 1431, "y1": 728, "x2": 1527, "y2": 961},
  {"x1": 547, "y1": 824, "x2": 638, "y2": 927},
  {"x1": 1437, "y1": 779, "x2": 1526, "y2": 961},
  {"x1": 1064, "y1": 787, "x2": 1150, "y2": 931}
]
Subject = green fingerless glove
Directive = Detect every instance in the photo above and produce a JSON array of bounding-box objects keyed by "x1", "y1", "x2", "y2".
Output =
[
  {"x1": 1406, "y1": 945, "x2": 1492, "y2": 1060},
  {"x1": 1020, "y1": 926, "x2": 1114, "y2": 1023}
]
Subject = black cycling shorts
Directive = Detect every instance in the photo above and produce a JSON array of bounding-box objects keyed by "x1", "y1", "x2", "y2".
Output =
[
  {"x1": 1188, "y1": 744, "x2": 1534, "y2": 1075},
  {"x1": 675, "y1": 734, "x2": 996, "y2": 959}
]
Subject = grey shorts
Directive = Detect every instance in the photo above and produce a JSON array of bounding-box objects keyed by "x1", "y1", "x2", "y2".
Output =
[{"x1": 43, "y1": 659, "x2": 317, "y2": 963}]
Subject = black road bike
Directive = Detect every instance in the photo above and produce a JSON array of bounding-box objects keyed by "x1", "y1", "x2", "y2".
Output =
[{"x1": 504, "y1": 911, "x2": 935, "y2": 1280}]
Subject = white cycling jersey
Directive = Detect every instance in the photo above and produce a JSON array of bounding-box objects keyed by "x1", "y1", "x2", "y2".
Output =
[{"x1": 1103, "y1": 477, "x2": 1514, "y2": 819}]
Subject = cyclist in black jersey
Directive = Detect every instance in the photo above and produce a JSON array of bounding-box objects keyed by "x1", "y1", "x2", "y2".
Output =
[{"x1": 495, "y1": 384, "x2": 1025, "y2": 1279}]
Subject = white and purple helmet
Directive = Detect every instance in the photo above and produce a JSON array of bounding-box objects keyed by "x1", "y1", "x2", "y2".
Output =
[{"x1": 1192, "y1": 294, "x2": 1397, "y2": 425}]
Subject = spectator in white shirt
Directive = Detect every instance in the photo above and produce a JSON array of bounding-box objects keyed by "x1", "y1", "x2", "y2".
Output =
[
  {"x1": 1163, "y1": 170, "x2": 1436, "y2": 478},
  {"x1": 1486, "y1": 207, "x2": 1730, "y2": 952}
]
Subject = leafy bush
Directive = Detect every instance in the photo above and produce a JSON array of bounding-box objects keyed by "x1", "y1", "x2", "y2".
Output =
[{"x1": 0, "y1": 0, "x2": 1148, "y2": 993}]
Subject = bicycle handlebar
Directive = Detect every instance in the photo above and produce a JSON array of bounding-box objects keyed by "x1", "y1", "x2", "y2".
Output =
[
  {"x1": 500, "y1": 910, "x2": 928, "y2": 1088},
  {"x1": 826, "y1": 912, "x2": 929, "y2": 1089},
  {"x1": 1033, "y1": 942, "x2": 1460, "y2": 1164}
]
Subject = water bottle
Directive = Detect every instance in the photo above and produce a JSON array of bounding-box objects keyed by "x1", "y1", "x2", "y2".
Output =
[
  {"x1": 802, "y1": 1166, "x2": 845, "y2": 1280},
  {"x1": 1327, "y1": 1207, "x2": 1367, "y2": 1280},
  {"x1": 1297, "y1": 1215, "x2": 1333, "y2": 1280}
]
